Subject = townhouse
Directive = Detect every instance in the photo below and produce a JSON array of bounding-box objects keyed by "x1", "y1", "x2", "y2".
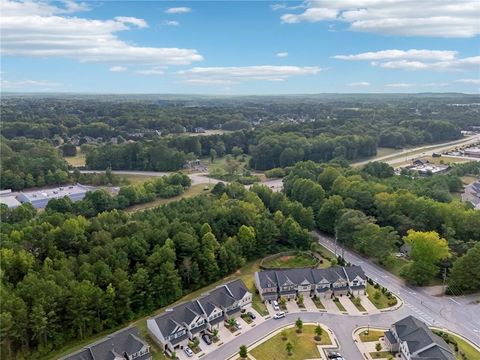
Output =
[
  {"x1": 147, "y1": 279, "x2": 251, "y2": 353},
  {"x1": 384, "y1": 315, "x2": 454, "y2": 360},
  {"x1": 60, "y1": 326, "x2": 151, "y2": 360},
  {"x1": 254, "y1": 265, "x2": 366, "y2": 301}
]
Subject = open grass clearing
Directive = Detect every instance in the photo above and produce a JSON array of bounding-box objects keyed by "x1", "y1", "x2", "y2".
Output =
[
  {"x1": 250, "y1": 325, "x2": 331, "y2": 360},
  {"x1": 64, "y1": 150, "x2": 86, "y2": 167},
  {"x1": 125, "y1": 184, "x2": 209, "y2": 212},
  {"x1": 262, "y1": 252, "x2": 317, "y2": 269}
]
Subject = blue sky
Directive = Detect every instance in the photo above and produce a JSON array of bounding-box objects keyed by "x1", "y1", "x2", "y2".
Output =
[{"x1": 1, "y1": 0, "x2": 479, "y2": 94}]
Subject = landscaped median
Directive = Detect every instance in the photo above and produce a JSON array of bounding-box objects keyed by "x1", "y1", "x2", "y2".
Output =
[
  {"x1": 430, "y1": 327, "x2": 480, "y2": 360},
  {"x1": 353, "y1": 327, "x2": 393, "y2": 360},
  {"x1": 230, "y1": 322, "x2": 338, "y2": 360}
]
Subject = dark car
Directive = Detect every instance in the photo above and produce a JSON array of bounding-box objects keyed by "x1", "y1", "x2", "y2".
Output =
[
  {"x1": 327, "y1": 351, "x2": 342, "y2": 359},
  {"x1": 202, "y1": 333, "x2": 212, "y2": 345},
  {"x1": 247, "y1": 311, "x2": 256, "y2": 319}
]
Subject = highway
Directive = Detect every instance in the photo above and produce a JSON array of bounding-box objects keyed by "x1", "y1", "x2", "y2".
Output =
[{"x1": 353, "y1": 133, "x2": 480, "y2": 167}]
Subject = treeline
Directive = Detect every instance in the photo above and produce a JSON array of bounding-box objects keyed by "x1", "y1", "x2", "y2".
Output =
[
  {"x1": 43, "y1": 173, "x2": 191, "y2": 217},
  {"x1": 0, "y1": 183, "x2": 313, "y2": 358},
  {"x1": 280, "y1": 161, "x2": 480, "y2": 288},
  {"x1": 249, "y1": 133, "x2": 377, "y2": 170}
]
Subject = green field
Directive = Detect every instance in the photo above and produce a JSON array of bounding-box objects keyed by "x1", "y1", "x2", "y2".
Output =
[
  {"x1": 262, "y1": 252, "x2": 317, "y2": 269},
  {"x1": 125, "y1": 184, "x2": 210, "y2": 212},
  {"x1": 250, "y1": 325, "x2": 331, "y2": 360},
  {"x1": 359, "y1": 330, "x2": 385, "y2": 342},
  {"x1": 64, "y1": 148, "x2": 86, "y2": 167}
]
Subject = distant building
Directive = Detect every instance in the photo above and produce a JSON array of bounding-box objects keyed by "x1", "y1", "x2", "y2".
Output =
[
  {"x1": 60, "y1": 326, "x2": 151, "y2": 360},
  {"x1": 464, "y1": 147, "x2": 480, "y2": 158},
  {"x1": 17, "y1": 184, "x2": 93, "y2": 208},
  {"x1": 384, "y1": 315, "x2": 454, "y2": 360},
  {"x1": 0, "y1": 189, "x2": 22, "y2": 208},
  {"x1": 406, "y1": 159, "x2": 449, "y2": 175},
  {"x1": 462, "y1": 181, "x2": 480, "y2": 210},
  {"x1": 194, "y1": 127, "x2": 206, "y2": 133}
]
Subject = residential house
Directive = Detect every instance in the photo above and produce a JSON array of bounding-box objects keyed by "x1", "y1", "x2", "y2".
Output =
[
  {"x1": 384, "y1": 316, "x2": 454, "y2": 360},
  {"x1": 60, "y1": 326, "x2": 151, "y2": 360},
  {"x1": 255, "y1": 265, "x2": 366, "y2": 301},
  {"x1": 147, "y1": 280, "x2": 251, "y2": 353},
  {"x1": 462, "y1": 181, "x2": 480, "y2": 210}
]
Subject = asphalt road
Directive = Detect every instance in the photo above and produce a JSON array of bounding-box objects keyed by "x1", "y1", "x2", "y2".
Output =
[
  {"x1": 353, "y1": 133, "x2": 480, "y2": 167},
  {"x1": 201, "y1": 233, "x2": 480, "y2": 360},
  {"x1": 315, "y1": 231, "x2": 480, "y2": 345}
]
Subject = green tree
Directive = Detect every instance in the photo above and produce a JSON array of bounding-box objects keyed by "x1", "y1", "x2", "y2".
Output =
[
  {"x1": 237, "y1": 225, "x2": 256, "y2": 259},
  {"x1": 314, "y1": 325, "x2": 323, "y2": 341},
  {"x1": 403, "y1": 230, "x2": 451, "y2": 285},
  {"x1": 295, "y1": 317, "x2": 303, "y2": 333},
  {"x1": 316, "y1": 195, "x2": 344, "y2": 233},
  {"x1": 210, "y1": 148, "x2": 217, "y2": 163},
  {"x1": 448, "y1": 243, "x2": 480, "y2": 293},
  {"x1": 239, "y1": 345, "x2": 248, "y2": 358},
  {"x1": 285, "y1": 341, "x2": 293, "y2": 355}
]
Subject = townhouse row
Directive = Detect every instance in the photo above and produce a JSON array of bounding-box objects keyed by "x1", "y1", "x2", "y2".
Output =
[
  {"x1": 255, "y1": 265, "x2": 367, "y2": 301},
  {"x1": 147, "y1": 279, "x2": 252, "y2": 353}
]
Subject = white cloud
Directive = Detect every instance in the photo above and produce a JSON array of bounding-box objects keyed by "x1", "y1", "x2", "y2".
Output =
[
  {"x1": 385, "y1": 83, "x2": 414, "y2": 88},
  {"x1": 109, "y1": 66, "x2": 127, "y2": 72},
  {"x1": 455, "y1": 78, "x2": 480, "y2": 85},
  {"x1": 164, "y1": 20, "x2": 180, "y2": 26},
  {"x1": 178, "y1": 65, "x2": 322, "y2": 84},
  {"x1": 276, "y1": 52, "x2": 289, "y2": 58},
  {"x1": 279, "y1": 0, "x2": 480, "y2": 37},
  {"x1": 184, "y1": 79, "x2": 236, "y2": 85},
  {"x1": 115, "y1": 16, "x2": 148, "y2": 28},
  {"x1": 165, "y1": 7, "x2": 191, "y2": 14},
  {"x1": 135, "y1": 67, "x2": 165, "y2": 75},
  {"x1": 335, "y1": 49, "x2": 479, "y2": 71},
  {"x1": 334, "y1": 49, "x2": 457, "y2": 61},
  {"x1": 348, "y1": 81, "x2": 370, "y2": 87},
  {"x1": 1, "y1": 79, "x2": 61, "y2": 89},
  {"x1": 1, "y1": 0, "x2": 203, "y2": 65}
]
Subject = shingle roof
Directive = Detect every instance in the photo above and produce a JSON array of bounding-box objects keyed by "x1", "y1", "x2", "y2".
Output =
[
  {"x1": 344, "y1": 265, "x2": 367, "y2": 281},
  {"x1": 227, "y1": 279, "x2": 249, "y2": 300},
  {"x1": 256, "y1": 270, "x2": 278, "y2": 288},
  {"x1": 60, "y1": 326, "x2": 148, "y2": 360},
  {"x1": 393, "y1": 316, "x2": 454, "y2": 360}
]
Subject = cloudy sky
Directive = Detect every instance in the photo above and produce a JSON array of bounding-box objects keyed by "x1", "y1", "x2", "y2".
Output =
[{"x1": 1, "y1": 0, "x2": 479, "y2": 94}]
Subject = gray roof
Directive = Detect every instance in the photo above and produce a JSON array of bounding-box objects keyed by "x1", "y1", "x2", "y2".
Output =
[
  {"x1": 154, "y1": 312, "x2": 186, "y2": 337},
  {"x1": 343, "y1": 265, "x2": 367, "y2": 282},
  {"x1": 276, "y1": 268, "x2": 314, "y2": 286},
  {"x1": 227, "y1": 279, "x2": 249, "y2": 300},
  {"x1": 393, "y1": 316, "x2": 454, "y2": 359},
  {"x1": 60, "y1": 326, "x2": 148, "y2": 360},
  {"x1": 256, "y1": 270, "x2": 279, "y2": 288},
  {"x1": 384, "y1": 330, "x2": 396, "y2": 345}
]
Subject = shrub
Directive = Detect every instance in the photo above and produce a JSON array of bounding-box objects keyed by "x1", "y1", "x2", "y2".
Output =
[{"x1": 265, "y1": 167, "x2": 286, "y2": 178}]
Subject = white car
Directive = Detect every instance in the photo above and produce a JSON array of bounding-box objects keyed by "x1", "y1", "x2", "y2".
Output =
[
  {"x1": 272, "y1": 300, "x2": 280, "y2": 311},
  {"x1": 273, "y1": 312, "x2": 285, "y2": 319},
  {"x1": 234, "y1": 319, "x2": 242, "y2": 329},
  {"x1": 184, "y1": 346, "x2": 194, "y2": 357}
]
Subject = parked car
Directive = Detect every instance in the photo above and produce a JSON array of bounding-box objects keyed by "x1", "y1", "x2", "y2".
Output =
[
  {"x1": 184, "y1": 346, "x2": 194, "y2": 357},
  {"x1": 272, "y1": 300, "x2": 280, "y2": 311},
  {"x1": 273, "y1": 312, "x2": 285, "y2": 319},
  {"x1": 247, "y1": 311, "x2": 256, "y2": 319},
  {"x1": 202, "y1": 333, "x2": 212, "y2": 345},
  {"x1": 234, "y1": 319, "x2": 242, "y2": 329},
  {"x1": 327, "y1": 351, "x2": 342, "y2": 359}
]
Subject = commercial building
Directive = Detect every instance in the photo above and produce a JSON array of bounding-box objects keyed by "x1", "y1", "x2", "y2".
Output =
[
  {"x1": 0, "y1": 189, "x2": 22, "y2": 208},
  {"x1": 60, "y1": 326, "x2": 151, "y2": 360},
  {"x1": 17, "y1": 184, "x2": 93, "y2": 208},
  {"x1": 464, "y1": 147, "x2": 480, "y2": 158},
  {"x1": 254, "y1": 265, "x2": 367, "y2": 301}
]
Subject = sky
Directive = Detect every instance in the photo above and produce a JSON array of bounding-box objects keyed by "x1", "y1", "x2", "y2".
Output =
[{"x1": 1, "y1": 0, "x2": 480, "y2": 94}]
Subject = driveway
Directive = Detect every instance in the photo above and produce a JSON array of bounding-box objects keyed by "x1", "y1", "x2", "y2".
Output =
[
  {"x1": 322, "y1": 298, "x2": 341, "y2": 314},
  {"x1": 338, "y1": 296, "x2": 361, "y2": 315},
  {"x1": 303, "y1": 296, "x2": 319, "y2": 312}
]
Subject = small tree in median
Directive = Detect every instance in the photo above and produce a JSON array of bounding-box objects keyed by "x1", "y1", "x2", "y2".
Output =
[
  {"x1": 286, "y1": 341, "x2": 293, "y2": 356},
  {"x1": 295, "y1": 317, "x2": 303, "y2": 333},
  {"x1": 227, "y1": 318, "x2": 236, "y2": 328},
  {"x1": 376, "y1": 342, "x2": 382, "y2": 352},
  {"x1": 314, "y1": 325, "x2": 323, "y2": 341},
  {"x1": 171, "y1": 351, "x2": 177, "y2": 360},
  {"x1": 239, "y1": 345, "x2": 248, "y2": 358},
  {"x1": 212, "y1": 327, "x2": 219, "y2": 340}
]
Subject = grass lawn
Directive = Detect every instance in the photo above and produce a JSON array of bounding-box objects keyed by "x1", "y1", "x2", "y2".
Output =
[
  {"x1": 461, "y1": 175, "x2": 479, "y2": 185},
  {"x1": 381, "y1": 256, "x2": 411, "y2": 278},
  {"x1": 64, "y1": 149, "x2": 86, "y2": 167},
  {"x1": 349, "y1": 297, "x2": 367, "y2": 312},
  {"x1": 312, "y1": 297, "x2": 325, "y2": 310},
  {"x1": 120, "y1": 174, "x2": 161, "y2": 185},
  {"x1": 125, "y1": 184, "x2": 210, "y2": 212},
  {"x1": 263, "y1": 252, "x2": 317, "y2": 269},
  {"x1": 366, "y1": 284, "x2": 391, "y2": 309},
  {"x1": 432, "y1": 330, "x2": 480, "y2": 360},
  {"x1": 333, "y1": 298, "x2": 346, "y2": 312},
  {"x1": 420, "y1": 155, "x2": 469, "y2": 165},
  {"x1": 370, "y1": 351, "x2": 393, "y2": 359},
  {"x1": 359, "y1": 330, "x2": 385, "y2": 342},
  {"x1": 310, "y1": 243, "x2": 333, "y2": 269},
  {"x1": 250, "y1": 325, "x2": 331, "y2": 360}
]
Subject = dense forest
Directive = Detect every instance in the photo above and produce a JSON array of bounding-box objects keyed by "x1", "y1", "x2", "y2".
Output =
[
  {"x1": 275, "y1": 161, "x2": 480, "y2": 288},
  {"x1": 0, "y1": 184, "x2": 312, "y2": 359},
  {"x1": 2, "y1": 94, "x2": 477, "y2": 176}
]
